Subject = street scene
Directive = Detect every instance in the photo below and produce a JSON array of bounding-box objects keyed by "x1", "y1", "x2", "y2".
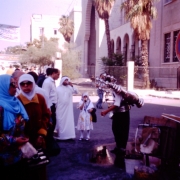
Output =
[
  {"x1": 1, "y1": 0, "x2": 180, "y2": 180},
  {"x1": 47, "y1": 93, "x2": 180, "y2": 180}
]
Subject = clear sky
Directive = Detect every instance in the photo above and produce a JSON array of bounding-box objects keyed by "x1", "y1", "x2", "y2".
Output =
[{"x1": 0, "y1": 0, "x2": 80, "y2": 51}]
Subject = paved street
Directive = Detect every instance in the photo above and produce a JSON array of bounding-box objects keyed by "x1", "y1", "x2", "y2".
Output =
[{"x1": 46, "y1": 94, "x2": 180, "y2": 180}]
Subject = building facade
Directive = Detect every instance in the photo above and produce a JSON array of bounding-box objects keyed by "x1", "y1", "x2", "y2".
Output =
[
  {"x1": 29, "y1": 1, "x2": 180, "y2": 88},
  {"x1": 71, "y1": 0, "x2": 180, "y2": 88},
  {"x1": 30, "y1": 14, "x2": 65, "y2": 50}
]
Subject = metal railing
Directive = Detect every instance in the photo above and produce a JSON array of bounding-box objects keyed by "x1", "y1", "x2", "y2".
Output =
[{"x1": 87, "y1": 65, "x2": 180, "y2": 90}]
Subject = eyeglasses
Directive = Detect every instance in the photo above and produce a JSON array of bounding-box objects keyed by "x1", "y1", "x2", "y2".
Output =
[
  {"x1": 10, "y1": 82, "x2": 17, "y2": 88},
  {"x1": 20, "y1": 81, "x2": 33, "y2": 87}
]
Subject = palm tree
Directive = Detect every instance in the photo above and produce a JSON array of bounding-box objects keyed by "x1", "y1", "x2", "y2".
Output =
[
  {"x1": 94, "y1": 0, "x2": 115, "y2": 59},
  {"x1": 121, "y1": 0, "x2": 158, "y2": 88},
  {"x1": 59, "y1": 15, "x2": 74, "y2": 43}
]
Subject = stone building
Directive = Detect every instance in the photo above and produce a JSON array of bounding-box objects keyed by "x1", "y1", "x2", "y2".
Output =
[
  {"x1": 30, "y1": 14, "x2": 65, "y2": 50},
  {"x1": 70, "y1": 0, "x2": 180, "y2": 89}
]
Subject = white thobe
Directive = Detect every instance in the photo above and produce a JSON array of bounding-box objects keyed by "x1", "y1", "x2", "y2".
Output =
[
  {"x1": 54, "y1": 85, "x2": 77, "y2": 140},
  {"x1": 35, "y1": 85, "x2": 51, "y2": 108}
]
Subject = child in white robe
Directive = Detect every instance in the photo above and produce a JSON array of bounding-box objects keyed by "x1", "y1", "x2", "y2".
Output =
[{"x1": 77, "y1": 92, "x2": 94, "y2": 140}]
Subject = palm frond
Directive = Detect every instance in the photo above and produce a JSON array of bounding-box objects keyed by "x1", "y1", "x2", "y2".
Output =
[
  {"x1": 94, "y1": 0, "x2": 115, "y2": 19},
  {"x1": 59, "y1": 15, "x2": 74, "y2": 42},
  {"x1": 121, "y1": 0, "x2": 158, "y2": 40}
]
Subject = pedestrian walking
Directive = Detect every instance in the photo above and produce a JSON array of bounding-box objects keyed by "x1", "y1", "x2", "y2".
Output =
[
  {"x1": 54, "y1": 76, "x2": 78, "y2": 140},
  {"x1": 96, "y1": 73, "x2": 104, "y2": 109},
  {"x1": 77, "y1": 92, "x2": 94, "y2": 141}
]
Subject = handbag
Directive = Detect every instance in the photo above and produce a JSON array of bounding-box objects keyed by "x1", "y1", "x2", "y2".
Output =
[
  {"x1": 90, "y1": 108, "x2": 97, "y2": 123},
  {"x1": 26, "y1": 148, "x2": 50, "y2": 168},
  {"x1": 135, "y1": 124, "x2": 160, "y2": 155}
]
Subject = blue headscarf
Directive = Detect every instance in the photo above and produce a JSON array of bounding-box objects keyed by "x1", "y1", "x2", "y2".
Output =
[{"x1": 0, "y1": 75, "x2": 29, "y2": 130}]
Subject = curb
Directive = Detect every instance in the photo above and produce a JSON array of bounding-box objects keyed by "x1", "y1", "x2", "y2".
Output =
[
  {"x1": 74, "y1": 85, "x2": 180, "y2": 100},
  {"x1": 148, "y1": 94, "x2": 180, "y2": 100}
]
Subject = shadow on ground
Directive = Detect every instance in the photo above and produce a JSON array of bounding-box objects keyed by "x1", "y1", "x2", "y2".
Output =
[{"x1": 47, "y1": 139, "x2": 134, "y2": 180}]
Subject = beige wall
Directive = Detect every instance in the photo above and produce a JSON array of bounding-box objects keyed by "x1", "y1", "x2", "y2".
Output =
[
  {"x1": 75, "y1": 0, "x2": 180, "y2": 88},
  {"x1": 31, "y1": 14, "x2": 65, "y2": 50},
  {"x1": 70, "y1": 6, "x2": 82, "y2": 46}
]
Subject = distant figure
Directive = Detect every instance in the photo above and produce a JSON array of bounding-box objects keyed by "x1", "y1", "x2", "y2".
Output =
[
  {"x1": 37, "y1": 68, "x2": 53, "y2": 88},
  {"x1": 6, "y1": 65, "x2": 14, "y2": 75},
  {"x1": 77, "y1": 92, "x2": 94, "y2": 141},
  {"x1": 15, "y1": 65, "x2": 21, "y2": 71},
  {"x1": 0, "y1": 66, "x2": 6, "y2": 75},
  {"x1": 30, "y1": 66, "x2": 35, "y2": 72},
  {"x1": 24, "y1": 68, "x2": 29, "y2": 73},
  {"x1": 11, "y1": 70, "x2": 24, "y2": 96},
  {"x1": 54, "y1": 76, "x2": 77, "y2": 140},
  {"x1": 96, "y1": 73, "x2": 104, "y2": 109},
  {"x1": 30, "y1": 66, "x2": 38, "y2": 74}
]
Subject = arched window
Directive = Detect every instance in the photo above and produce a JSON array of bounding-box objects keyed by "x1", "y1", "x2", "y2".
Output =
[
  {"x1": 116, "y1": 37, "x2": 121, "y2": 53},
  {"x1": 111, "y1": 39, "x2": 114, "y2": 54}
]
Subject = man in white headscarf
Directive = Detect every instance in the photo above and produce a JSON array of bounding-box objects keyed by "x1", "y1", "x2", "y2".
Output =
[{"x1": 54, "y1": 76, "x2": 78, "y2": 140}]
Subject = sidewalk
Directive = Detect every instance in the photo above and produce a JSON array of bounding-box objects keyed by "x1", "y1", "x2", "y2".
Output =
[
  {"x1": 134, "y1": 89, "x2": 180, "y2": 100},
  {"x1": 72, "y1": 78, "x2": 180, "y2": 100},
  {"x1": 74, "y1": 83, "x2": 180, "y2": 100},
  {"x1": 47, "y1": 92, "x2": 180, "y2": 180}
]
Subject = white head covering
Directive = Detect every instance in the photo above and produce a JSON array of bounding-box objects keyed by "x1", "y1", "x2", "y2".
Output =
[
  {"x1": 59, "y1": 76, "x2": 70, "y2": 86},
  {"x1": 81, "y1": 92, "x2": 90, "y2": 101},
  {"x1": 18, "y1": 74, "x2": 36, "y2": 100},
  {"x1": 82, "y1": 92, "x2": 89, "y2": 98},
  {"x1": 81, "y1": 92, "x2": 92, "y2": 111}
]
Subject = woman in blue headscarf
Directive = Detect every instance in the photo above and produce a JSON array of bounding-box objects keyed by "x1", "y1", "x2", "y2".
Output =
[{"x1": 0, "y1": 74, "x2": 29, "y2": 167}]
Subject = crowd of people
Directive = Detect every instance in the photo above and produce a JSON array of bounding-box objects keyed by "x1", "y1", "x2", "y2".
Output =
[
  {"x1": 0, "y1": 64, "x2": 98, "y2": 179},
  {"x1": 0, "y1": 64, "x2": 144, "y2": 179},
  {"x1": 0, "y1": 64, "x2": 40, "y2": 76}
]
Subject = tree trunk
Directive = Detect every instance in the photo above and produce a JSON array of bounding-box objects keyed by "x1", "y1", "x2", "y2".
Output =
[
  {"x1": 104, "y1": 18, "x2": 112, "y2": 59},
  {"x1": 141, "y1": 40, "x2": 150, "y2": 89}
]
